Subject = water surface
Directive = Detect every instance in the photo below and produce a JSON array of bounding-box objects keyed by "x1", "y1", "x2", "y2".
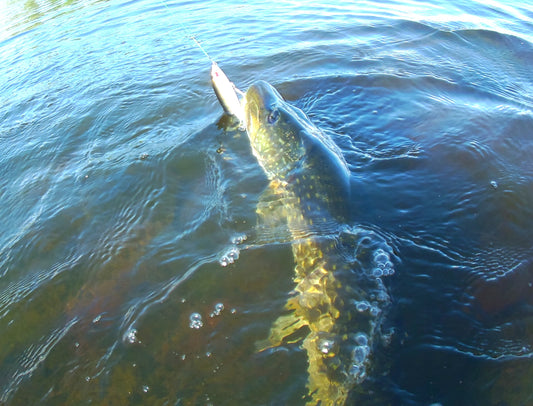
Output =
[{"x1": 1, "y1": 0, "x2": 532, "y2": 404}]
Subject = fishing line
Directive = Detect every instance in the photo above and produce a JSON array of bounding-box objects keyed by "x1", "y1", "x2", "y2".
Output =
[
  {"x1": 158, "y1": 0, "x2": 215, "y2": 63},
  {"x1": 157, "y1": 0, "x2": 245, "y2": 120}
]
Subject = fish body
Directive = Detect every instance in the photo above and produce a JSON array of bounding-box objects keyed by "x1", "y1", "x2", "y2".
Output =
[{"x1": 243, "y1": 81, "x2": 387, "y2": 405}]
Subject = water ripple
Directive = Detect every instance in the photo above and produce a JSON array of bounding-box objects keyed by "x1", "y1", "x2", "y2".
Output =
[
  {"x1": 0, "y1": 253, "x2": 82, "y2": 320},
  {"x1": 0, "y1": 0, "x2": 532, "y2": 404},
  {"x1": 0, "y1": 317, "x2": 78, "y2": 403}
]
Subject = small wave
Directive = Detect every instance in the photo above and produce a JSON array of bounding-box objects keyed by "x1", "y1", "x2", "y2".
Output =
[
  {"x1": 119, "y1": 255, "x2": 216, "y2": 339},
  {"x1": 0, "y1": 317, "x2": 78, "y2": 403},
  {"x1": 0, "y1": 253, "x2": 82, "y2": 320},
  {"x1": 422, "y1": 339, "x2": 533, "y2": 362}
]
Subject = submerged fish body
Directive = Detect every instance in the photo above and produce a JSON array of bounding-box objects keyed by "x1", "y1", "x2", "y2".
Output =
[{"x1": 243, "y1": 81, "x2": 389, "y2": 405}]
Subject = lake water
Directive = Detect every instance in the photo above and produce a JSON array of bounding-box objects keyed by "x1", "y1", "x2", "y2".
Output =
[{"x1": 1, "y1": 0, "x2": 532, "y2": 404}]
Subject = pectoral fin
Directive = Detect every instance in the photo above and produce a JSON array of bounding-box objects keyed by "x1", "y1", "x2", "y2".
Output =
[
  {"x1": 256, "y1": 296, "x2": 309, "y2": 351},
  {"x1": 256, "y1": 312, "x2": 309, "y2": 351},
  {"x1": 256, "y1": 181, "x2": 287, "y2": 224}
]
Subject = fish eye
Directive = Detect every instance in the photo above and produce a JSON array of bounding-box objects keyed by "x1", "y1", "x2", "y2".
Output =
[{"x1": 267, "y1": 109, "x2": 280, "y2": 124}]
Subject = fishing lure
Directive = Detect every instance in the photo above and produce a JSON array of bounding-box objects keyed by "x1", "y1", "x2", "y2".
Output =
[{"x1": 210, "y1": 61, "x2": 244, "y2": 123}]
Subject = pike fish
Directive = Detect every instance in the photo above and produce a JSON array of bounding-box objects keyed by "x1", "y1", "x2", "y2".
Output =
[
  {"x1": 242, "y1": 81, "x2": 390, "y2": 405},
  {"x1": 212, "y1": 71, "x2": 391, "y2": 405}
]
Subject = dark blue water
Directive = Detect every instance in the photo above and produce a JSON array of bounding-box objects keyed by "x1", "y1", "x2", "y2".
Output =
[{"x1": 1, "y1": 0, "x2": 532, "y2": 404}]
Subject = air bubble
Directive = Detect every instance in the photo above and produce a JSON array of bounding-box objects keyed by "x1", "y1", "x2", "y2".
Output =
[
  {"x1": 370, "y1": 306, "x2": 381, "y2": 317},
  {"x1": 189, "y1": 313, "x2": 204, "y2": 329},
  {"x1": 210, "y1": 303, "x2": 224, "y2": 317},
  {"x1": 352, "y1": 345, "x2": 369, "y2": 364},
  {"x1": 372, "y1": 268, "x2": 383, "y2": 277},
  {"x1": 373, "y1": 249, "x2": 389, "y2": 265},
  {"x1": 142, "y1": 385, "x2": 149, "y2": 393},
  {"x1": 490, "y1": 180, "x2": 498, "y2": 189},
  {"x1": 354, "y1": 333, "x2": 368, "y2": 346},
  {"x1": 92, "y1": 314, "x2": 102, "y2": 324},
  {"x1": 231, "y1": 233, "x2": 247, "y2": 245},
  {"x1": 219, "y1": 247, "x2": 240, "y2": 267},
  {"x1": 383, "y1": 261, "x2": 395, "y2": 275},
  {"x1": 355, "y1": 301, "x2": 370, "y2": 312},
  {"x1": 125, "y1": 328, "x2": 139, "y2": 344}
]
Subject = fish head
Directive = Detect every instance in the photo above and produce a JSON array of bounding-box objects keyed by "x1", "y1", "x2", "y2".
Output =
[
  {"x1": 243, "y1": 80, "x2": 352, "y2": 222},
  {"x1": 243, "y1": 80, "x2": 310, "y2": 180}
]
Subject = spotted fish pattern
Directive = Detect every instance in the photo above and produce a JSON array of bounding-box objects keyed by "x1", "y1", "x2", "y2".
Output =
[{"x1": 243, "y1": 81, "x2": 391, "y2": 405}]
